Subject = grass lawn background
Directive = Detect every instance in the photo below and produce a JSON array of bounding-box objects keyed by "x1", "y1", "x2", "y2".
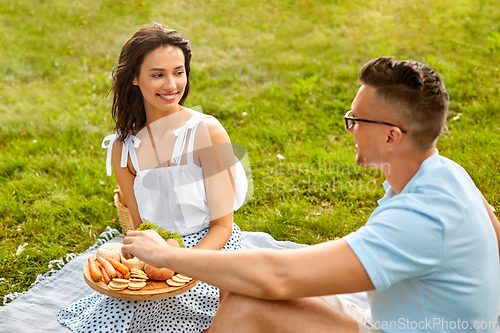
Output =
[{"x1": 1, "y1": 0, "x2": 499, "y2": 302}]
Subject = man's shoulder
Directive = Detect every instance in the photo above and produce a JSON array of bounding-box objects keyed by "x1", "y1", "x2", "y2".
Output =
[
  {"x1": 368, "y1": 154, "x2": 484, "y2": 235},
  {"x1": 388, "y1": 154, "x2": 477, "y2": 208},
  {"x1": 410, "y1": 155, "x2": 476, "y2": 200},
  {"x1": 432, "y1": 154, "x2": 469, "y2": 178}
]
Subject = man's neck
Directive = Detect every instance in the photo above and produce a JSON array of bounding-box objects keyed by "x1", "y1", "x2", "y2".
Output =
[{"x1": 383, "y1": 149, "x2": 436, "y2": 194}]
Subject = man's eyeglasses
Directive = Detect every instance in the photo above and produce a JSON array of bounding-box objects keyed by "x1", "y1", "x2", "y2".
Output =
[{"x1": 344, "y1": 110, "x2": 407, "y2": 134}]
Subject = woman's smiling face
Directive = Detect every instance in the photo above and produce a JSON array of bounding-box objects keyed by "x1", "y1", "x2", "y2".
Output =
[{"x1": 133, "y1": 45, "x2": 187, "y2": 118}]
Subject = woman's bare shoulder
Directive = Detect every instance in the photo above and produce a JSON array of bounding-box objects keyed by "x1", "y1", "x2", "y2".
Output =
[{"x1": 200, "y1": 117, "x2": 230, "y2": 143}]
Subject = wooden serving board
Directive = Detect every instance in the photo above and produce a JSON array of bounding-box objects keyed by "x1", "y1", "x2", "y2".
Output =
[{"x1": 83, "y1": 258, "x2": 198, "y2": 301}]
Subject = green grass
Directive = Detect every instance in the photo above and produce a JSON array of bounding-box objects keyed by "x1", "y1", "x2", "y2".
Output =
[{"x1": 1, "y1": 0, "x2": 499, "y2": 302}]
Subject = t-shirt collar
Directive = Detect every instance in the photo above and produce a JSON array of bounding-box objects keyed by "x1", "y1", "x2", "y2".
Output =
[{"x1": 378, "y1": 149, "x2": 440, "y2": 205}]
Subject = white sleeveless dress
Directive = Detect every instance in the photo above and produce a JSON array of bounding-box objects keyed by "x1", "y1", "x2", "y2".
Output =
[{"x1": 58, "y1": 111, "x2": 247, "y2": 333}]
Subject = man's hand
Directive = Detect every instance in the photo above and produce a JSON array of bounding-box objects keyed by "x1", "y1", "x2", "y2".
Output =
[{"x1": 121, "y1": 230, "x2": 175, "y2": 268}]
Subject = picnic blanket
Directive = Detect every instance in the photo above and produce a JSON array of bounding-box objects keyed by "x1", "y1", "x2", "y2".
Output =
[{"x1": 0, "y1": 227, "x2": 496, "y2": 332}]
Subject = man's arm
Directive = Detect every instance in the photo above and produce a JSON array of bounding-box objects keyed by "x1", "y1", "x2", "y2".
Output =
[
  {"x1": 122, "y1": 230, "x2": 374, "y2": 300},
  {"x1": 481, "y1": 194, "x2": 500, "y2": 258}
]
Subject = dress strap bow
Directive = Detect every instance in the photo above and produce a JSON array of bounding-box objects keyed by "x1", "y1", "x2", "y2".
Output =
[
  {"x1": 101, "y1": 134, "x2": 141, "y2": 176},
  {"x1": 171, "y1": 124, "x2": 189, "y2": 166},
  {"x1": 101, "y1": 134, "x2": 118, "y2": 176}
]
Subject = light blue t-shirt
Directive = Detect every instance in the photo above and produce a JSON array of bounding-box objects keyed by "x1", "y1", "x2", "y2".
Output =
[{"x1": 344, "y1": 151, "x2": 499, "y2": 332}]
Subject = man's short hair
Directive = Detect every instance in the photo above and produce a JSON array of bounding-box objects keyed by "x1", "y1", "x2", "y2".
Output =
[{"x1": 359, "y1": 57, "x2": 449, "y2": 151}]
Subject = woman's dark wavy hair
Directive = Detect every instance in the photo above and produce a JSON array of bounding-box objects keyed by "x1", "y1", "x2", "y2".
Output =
[
  {"x1": 359, "y1": 56, "x2": 449, "y2": 151},
  {"x1": 110, "y1": 22, "x2": 192, "y2": 140}
]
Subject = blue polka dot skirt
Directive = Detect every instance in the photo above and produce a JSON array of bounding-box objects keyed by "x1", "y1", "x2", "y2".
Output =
[{"x1": 58, "y1": 223, "x2": 242, "y2": 333}]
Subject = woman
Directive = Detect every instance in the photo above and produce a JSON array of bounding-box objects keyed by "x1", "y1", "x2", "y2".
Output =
[{"x1": 58, "y1": 22, "x2": 247, "y2": 333}]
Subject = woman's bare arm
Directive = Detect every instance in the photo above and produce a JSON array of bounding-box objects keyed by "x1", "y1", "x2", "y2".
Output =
[
  {"x1": 111, "y1": 139, "x2": 142, "y2": 229},
  {"x1": 191, "y1": 119, "x2": 235, "y2": 250}
]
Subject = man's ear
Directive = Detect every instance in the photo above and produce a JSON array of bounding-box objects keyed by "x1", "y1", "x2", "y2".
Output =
[{"x1": 385, "y1": 128, "x2": 404, "y2": 151}]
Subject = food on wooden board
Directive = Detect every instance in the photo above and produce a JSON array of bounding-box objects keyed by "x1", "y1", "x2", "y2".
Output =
[
  {"x1": 95, "y1": 242, "x2": 122, "y2": 262},
  {"x1": 172, "y1": 275, "x2": 191, "y2": 283},
  {"x1": 176, "y1": 274, "x2": 193, "y2": 281},
  {"x1": 130, "y1": 268, "x2": 148, "y2": 281},
  {"x1": 144, "y1": 264, "x2": 175, "y2": 281},
  {"x1": 166, "y1": 279, "x2": 185, "y2": 287},
  {"x1": 127, "y1": 281, "x2": 147, "y2": 290},
  {"x1": 88, "y1": 257, "x2": 102, "y2": 282},
  {"x1": 108, "y1": 279, "x2": 128, "y2": 291},
  {"x1": 97, "y1": 257, "x2": 117, "y2": 279},
  {"x1": 87, "y1": 224, "x2": 194, "y2": 293},
  {"x1": 98, "y1": 261, "x2": 111, "y2": 284},
  {"x1": 121, "y1": 256, "x2": 145, "y2": 271},
  {"x1": 105, "y1": 258, "x2": 131, "y2": 279}
]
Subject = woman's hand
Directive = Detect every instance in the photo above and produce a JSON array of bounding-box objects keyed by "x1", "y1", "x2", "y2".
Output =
[{"x1": 121, "y1": 230, "x2": 176, "y2": 268}]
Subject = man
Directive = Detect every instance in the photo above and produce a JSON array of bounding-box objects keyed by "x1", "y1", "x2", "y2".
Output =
[{"x1": 122, "y1": 57, "x2": 500, "y2": 332}]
